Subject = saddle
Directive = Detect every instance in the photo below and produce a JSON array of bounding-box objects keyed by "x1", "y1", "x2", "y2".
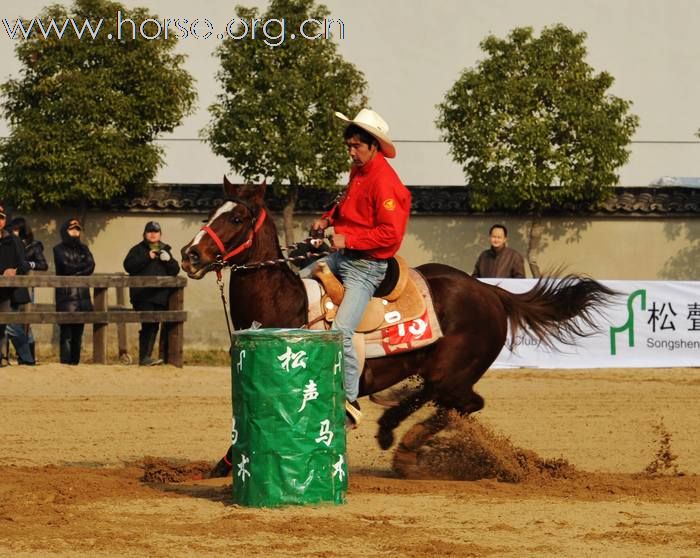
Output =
[
  {"x1": 311, "y1": 255, "x2": 425, "y2": 332},
  {"x1": 303, "y1": 258, "x2": 443, "y2": 362}
]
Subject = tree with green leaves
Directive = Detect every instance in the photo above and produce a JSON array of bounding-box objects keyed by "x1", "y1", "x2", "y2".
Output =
[
  {"x1": 204, "y1": 0, "x2": 367, "y2": 245},
  {"x1": 0, "y1": 0, "x2": 196, "y2": 212},
  {"x1": 437, "y1": 25, "x2": 639, "y2": 276}
]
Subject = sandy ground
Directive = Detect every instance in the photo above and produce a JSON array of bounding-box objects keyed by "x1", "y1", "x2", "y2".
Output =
[{"x1": 1, "y1": 364, "x2": 699, "y2": 557}]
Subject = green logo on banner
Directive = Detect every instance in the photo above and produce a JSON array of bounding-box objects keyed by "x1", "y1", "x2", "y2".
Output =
[{"x1": 610, "y1": 289, "x2": 647, "y2": 355}]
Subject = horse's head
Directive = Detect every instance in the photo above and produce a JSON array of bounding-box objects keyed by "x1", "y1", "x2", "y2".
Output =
[{"x1": 181, "y1": 176, "x2": 267, "y2": 279}]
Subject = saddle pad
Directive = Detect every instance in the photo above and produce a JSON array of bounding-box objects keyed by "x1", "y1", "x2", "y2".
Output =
[
  {"x1": 304, "y1": 269, "x2": 444, "y2": 360},
  {"x1": 364, "y1": 270, "x2": 443, "y2": 358}
]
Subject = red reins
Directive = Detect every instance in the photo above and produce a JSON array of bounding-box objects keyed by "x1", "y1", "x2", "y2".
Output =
[
  {"x1": 201, "y1": 208, "x2": 267, "y2": 264},
  {"x1": 200, "y1": 206, "x2": 267, "y2": 340}
]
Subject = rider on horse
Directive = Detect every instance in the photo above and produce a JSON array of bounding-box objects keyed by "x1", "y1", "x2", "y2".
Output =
[
  {"x1": 180, "y1": 111, "x2": 616, "y2": 477},
  {"x1": 302, "y1": 108, "x2": 411, "y2": 428}
]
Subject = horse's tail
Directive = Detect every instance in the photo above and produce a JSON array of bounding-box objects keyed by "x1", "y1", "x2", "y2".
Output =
[{"x1": 495, "y1": 274, "x2": 618, "y2": 348}]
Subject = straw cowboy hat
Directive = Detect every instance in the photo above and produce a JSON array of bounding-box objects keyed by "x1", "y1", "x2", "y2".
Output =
[{"x1": 334, "y1": 108, "x2": 396, "y2": 158}]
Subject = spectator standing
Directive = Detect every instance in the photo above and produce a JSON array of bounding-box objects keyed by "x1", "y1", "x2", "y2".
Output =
[
  {"x1": 472, "y1": 224, "x2": 526, "y2": 279},
  {"x1": 53, "y1": 218, "x2": 94, "y2": 365},
  {"x1": 6, "y1": 217, "x2": 48, "y2": 365},
  {"x1": 0, "y1": 205, "x2": 29, "y2": 365},
  {"x1": 123, "y1": 221, "x2": 180, "y2": 366}
]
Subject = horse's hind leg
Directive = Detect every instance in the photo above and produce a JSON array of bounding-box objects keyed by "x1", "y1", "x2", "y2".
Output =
[
  {"x1": 389, "y1": 348, "x2": 489, "y2": 477},
  {"x1": 392, "y1": 407, "x2": 449, "y2": 477},
  {"x1": 376, "y1": 387, "x2": 432, "y2": 450}
]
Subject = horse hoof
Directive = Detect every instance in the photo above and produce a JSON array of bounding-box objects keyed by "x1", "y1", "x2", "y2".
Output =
[
  {"x1": 392, "y1": 444, "x2": 419, "y2": 478},
  {"x1": 209, "y1": 458, "x2": 232, "y2": 479},
  {"x1": 376, "y1": 427, "x2": 394, "y2": 450}
]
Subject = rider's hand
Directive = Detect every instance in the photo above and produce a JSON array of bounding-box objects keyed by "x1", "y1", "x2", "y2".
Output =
[
  {"x1": 3, "y1": 268, "x2": 16, "y2": 276},
  {"x1": 311, "y1": 217, "x2": 329, "y2": 232},
  {"x1": 149, "y1": 250, "x2": 158, "y2": 260}
]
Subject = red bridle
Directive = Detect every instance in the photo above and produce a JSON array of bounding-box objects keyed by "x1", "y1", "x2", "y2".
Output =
[{"x1": 200, "y1": 207, "x2": 267, "y2": 265}]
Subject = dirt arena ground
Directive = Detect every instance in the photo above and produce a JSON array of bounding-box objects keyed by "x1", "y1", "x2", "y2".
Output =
[{"x1": 1, "y1": 364, "x2": 699, "y2": 557}]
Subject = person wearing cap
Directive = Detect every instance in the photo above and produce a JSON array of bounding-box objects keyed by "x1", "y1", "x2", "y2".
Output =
[
  {"x1": 123, "y1": 221, "x2": 180, "y2": 366},
  {"x1": 5, "y1": 217, "x2": 48, "y2": 365},
  {"x1": 0, "y1": 205, "x2": 30, "y2": 364},
  {"x1": 53, "y1": 218, "x2": 95, "y2": 365},
  {"x1": 304, "y1": 108, "x2": 411, "y2": 428}
]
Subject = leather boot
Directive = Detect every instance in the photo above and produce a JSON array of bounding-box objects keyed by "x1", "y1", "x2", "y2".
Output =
[{"x1": 345, "y1": 400, "x2": 362, "y2": 429}]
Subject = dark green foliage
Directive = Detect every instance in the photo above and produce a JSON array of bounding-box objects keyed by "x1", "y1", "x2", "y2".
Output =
[
  {"x1": 437, "y1": 25, "x2": 639, "y2": 213},
  {"x1": 204, "y1": 0, "x2": 367, "y2": 196},
  {"x1": 0, "y1": 0, "x2": 196, "y2": 210}
]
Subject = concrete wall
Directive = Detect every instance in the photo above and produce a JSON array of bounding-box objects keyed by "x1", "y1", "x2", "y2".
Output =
[{"x1": 21, "y1": 210, "x2": 699, "y2": 350}]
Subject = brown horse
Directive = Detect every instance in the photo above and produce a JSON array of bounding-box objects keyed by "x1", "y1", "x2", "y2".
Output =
[{"x1": 181, "y1": 180, "x2": 616, "y2": 477}]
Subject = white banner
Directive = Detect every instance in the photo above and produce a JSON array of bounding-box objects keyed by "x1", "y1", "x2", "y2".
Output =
[{"x1": 480, "y1": 279, "x2": 700, "y2": 369}]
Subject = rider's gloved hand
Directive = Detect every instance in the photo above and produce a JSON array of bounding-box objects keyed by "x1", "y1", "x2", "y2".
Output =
[{"x1": 308, "y1": 222, "x2": 327, "y2": 249}]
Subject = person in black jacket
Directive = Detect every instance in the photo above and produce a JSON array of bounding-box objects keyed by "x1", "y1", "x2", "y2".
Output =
[
  {"x1": 123, "y1": 221, "x2": 180, "y2": 366},
  {"x1": 0, "y1": 206, "x2": 29, "y2": 364},
  {"x1": 53, "y1": 218, "x2": 95, "y2": 365},
  {"x1": 6, "y1": 217, "x2": 48, "y2": 365}
]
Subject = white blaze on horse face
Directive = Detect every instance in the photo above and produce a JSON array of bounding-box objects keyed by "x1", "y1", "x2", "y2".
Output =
[{"x1": 192, "y1": 201, "x2": 238, "y2": 248}]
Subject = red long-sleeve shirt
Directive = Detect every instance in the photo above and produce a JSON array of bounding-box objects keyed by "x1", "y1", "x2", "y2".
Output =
[{"x1": 322, "y1": 153, "x2": 411, "y2": 260}]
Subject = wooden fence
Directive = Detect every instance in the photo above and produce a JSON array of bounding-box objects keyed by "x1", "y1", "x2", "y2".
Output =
[{"x1": 0, "y1": 274, "x2": 187, "y2": 367}]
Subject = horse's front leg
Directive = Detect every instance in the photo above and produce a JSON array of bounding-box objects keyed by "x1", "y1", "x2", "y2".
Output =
[
  {"x1": 392, "y1": 407, "x2": 449, "y2": 477},
  {"x1": 209, "y1": 445, "x2": 233, "y2": 478},
  {"x1": 376, "y1": 386, "x2": 432, "y2": 450}
]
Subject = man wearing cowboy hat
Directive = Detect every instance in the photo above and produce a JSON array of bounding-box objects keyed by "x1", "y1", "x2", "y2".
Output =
[{"x1": 308, "y1": 108, "x2": 411, "y2": 427}]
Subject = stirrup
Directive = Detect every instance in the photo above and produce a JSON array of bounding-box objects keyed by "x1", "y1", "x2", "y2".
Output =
[{"x1": 345, "y1": 400, "x2": 362, "y2": 429}]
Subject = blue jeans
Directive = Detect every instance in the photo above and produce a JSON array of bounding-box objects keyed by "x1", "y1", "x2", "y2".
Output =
[
  {"x1": 7, "y1": 303, "x2": 35, "y2": 365},
  {"x1": 301, "y1": 251, "x2": 387, "y2": 401},
  {"x1": 6, "y1": 322, "x2": 35, "y2": 364}
]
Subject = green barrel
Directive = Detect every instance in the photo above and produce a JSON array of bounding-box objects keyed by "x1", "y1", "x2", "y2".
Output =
[{"x1": 230, "y1": 328, "x2": 348, "y2": 507}]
